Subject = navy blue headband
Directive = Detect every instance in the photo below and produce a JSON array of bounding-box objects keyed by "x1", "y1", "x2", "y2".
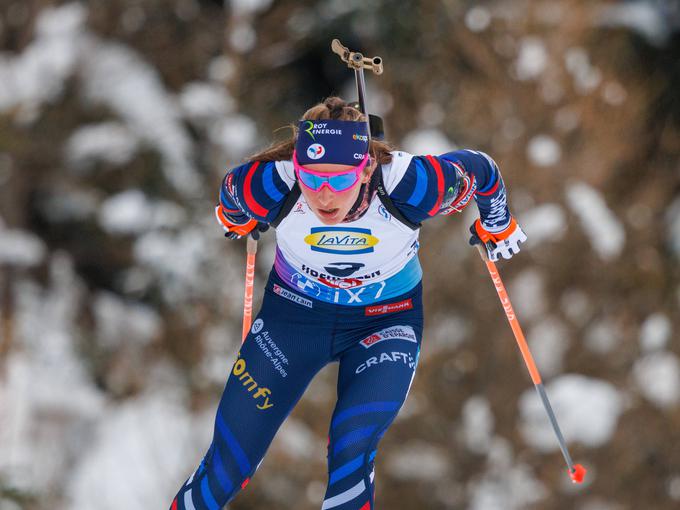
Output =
[{"x1": 295, "y1": 119, "x2": 369, "y2": 166}]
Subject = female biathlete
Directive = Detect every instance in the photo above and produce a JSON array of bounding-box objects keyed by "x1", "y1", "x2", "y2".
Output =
[{"x1": 170, "y1": 97, "x2": 527, "y2": 510}]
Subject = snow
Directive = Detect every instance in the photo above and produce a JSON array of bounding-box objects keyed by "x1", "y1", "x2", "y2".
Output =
[
  {"x1": 527, "y1": 316, "x2": 570, "y2": 378},
  {"x1": 132, "y1": 225, "x2": 238, "y2": 306},
  {"x1": 560, "y1": 288, "x2": 593, "y2": 326},
  {"x1": 0, "y1": 3, "x2": 85, "y2": 116},
  {"x1": 519, "y1": 203, "x2": 567, "y2": 246},
  {"x1": 418, "y1": 102, "x2": 446, "y2": 127},
  {"x1": 465, "y1": 7, "x2": 491, "y2": 32},
  {"x1": 179, "y1": 82, "x2": 234, "y2": 121},
  {"x1": 209, "y1": 114, "x2": 259, "y2": 158},
  {"x1": 515, "y1": 37, "x2": 548, "y2": 81},
  {"x1": 601, "y1": 81, "x2": 627, "y2": 106},
  {"x1": 65, "y1": 121, "x2": 139, "y2": 170},
  {"x1": 467, "y1": 438, "x2": 548, "y2": 510},
  {"x1": 79, "y1": 37, "x2": 199, "y2": 196},
  {"x1": 199, "y1": 325, "x2": 240, "y2": 385},
  {"x1": 0, "y1": 2, "x2": 201, "y2": 195},
  {"x1": 519, "y1": 374, "x2": 623, "y2": 451},
  {"x1": 584, "y1": 316, "x2": 622, "y2": 354},
  {"x1": 93, "y1": 291, "x2": 162, "y2": 349},
  {"x1": 468, "y1": 463, "x2": 548, "y2": 510},
  {"x1": 0, "y1": 228, "x2": 47, "y2": 267},
  {"x1": 230, "y1": 0, "x2": 274, "y2": 17},
  {"x1": 579, "y1": 497, "x2": 625, "y2": 510},
  {"x1": 1, "y1": 254, "x2": 105, "y2": 493},
  {"x1": 596, "y1": 2, "x2": 672, "y2": 47},
  {"x1": 668, "y1": 475, "x2": 680, "y2": 501},
  {"x1": 565, "y1": 181, "x2": 626, "y2": 261},
  {"x1": 639, "y1": 313, "x2": 672, "y2": 352},
  {"x1": 272, "y1": 418, "x2": 323, "y2": 460},
  {"x1": 460, "y1": 395, "x2": 494, "y2": 454},
  {"x1": 386, "y1": 441, "x2": 449, "y2": 481},
  {"x1": 65, "y1": 391, "x2": 212, "y2": 510},
  {"x1": 401, "y1": 129, "x2": 455, "y2": 156},
  {"x1": 633, "y1": 351, "x2": 680, "y2": 409},
  {"x1": 208, "y1": 55, "x2": 236, "y2": 83},
  {"x1": 509, "y1": 269, "x2": 547, "y2": 322},
  {"x1": 229, "y1": 24, "x2": 257, "y2": 53},
  {"x1": 422, "y1": 312, "x2": 470, "y2": 360},
  {"x1": 527, "y1": 135, "x2": 562, "y2": 167},
  {"x1": 564, "y1": 47, "x2": 602, "y2": 94},
  {"x1": 98, "y1": 190, "x2": 186, "y2": 235},
  {"x1": 554, "y1": 107, "x2": 581, "y2": 132}
]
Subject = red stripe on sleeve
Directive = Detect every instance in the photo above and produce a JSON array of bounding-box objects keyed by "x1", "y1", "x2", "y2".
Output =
[
  {"x1": 476, "y1": 178, "x2": 500, "y2": 196},
  {"x1": 426, "y1": 155, "x2": 445, "y2": 216},
  {"x1": 243, "y1": 161, "x2": 269, "y2": 217}
]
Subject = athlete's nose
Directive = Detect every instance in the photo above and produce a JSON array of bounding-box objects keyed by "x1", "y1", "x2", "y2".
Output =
[{"x1": 316, "y1": 186, "x2": 336, "y2": 207}]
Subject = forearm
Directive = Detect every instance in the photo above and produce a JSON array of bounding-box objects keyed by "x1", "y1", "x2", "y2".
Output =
[
  {"x1": 219, "y1": 172, "x2": 252, "y2": 225},
  {"x1": 440, "y1": 150, "x2": 511, "y2": 231}
]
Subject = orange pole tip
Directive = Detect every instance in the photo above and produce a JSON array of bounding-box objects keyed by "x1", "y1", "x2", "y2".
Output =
[{"x1": 569, "y1": 464, "x2": 587, "y2": 484}]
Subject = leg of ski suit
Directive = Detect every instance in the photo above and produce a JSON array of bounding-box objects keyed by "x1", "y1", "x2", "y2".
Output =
[
  {"x1": 170, "y1": 287, "x2": 330, "y2": 510},
  {"x1": 170, "y1": 271, "x2": 423, "y2": 510},
  {"x1": 322, "y1": 327, "x2": 421, "y2": 510}
]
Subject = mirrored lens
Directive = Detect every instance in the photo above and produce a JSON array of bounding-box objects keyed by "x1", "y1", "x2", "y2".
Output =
[
  {"x1": 297, "y1": 169, "x2": 359, "y2": 191},
  {"x1": 327, "y1": 173, "x2": 359, "y2": 191},
  {"x1": 297, "y1": 170, "x2": 325, "y2": 190}
]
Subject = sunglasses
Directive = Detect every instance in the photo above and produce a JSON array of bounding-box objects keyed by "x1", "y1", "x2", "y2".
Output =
[{"x1": 293, "y1": 150, "x2": 370, "y2": 193}]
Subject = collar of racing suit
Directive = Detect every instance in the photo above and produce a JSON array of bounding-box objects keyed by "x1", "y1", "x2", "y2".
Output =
[{"x1": 341, "y1": 165, "x2": 380, "y2": 223}]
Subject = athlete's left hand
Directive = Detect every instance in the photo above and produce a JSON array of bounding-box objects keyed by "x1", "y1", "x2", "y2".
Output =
[
  {"x1": 215, "y1": 206, "x2": 269, "y2": 240},
  {"x1": 469, "y1": 217, "x2": 527, "y2": 261}
]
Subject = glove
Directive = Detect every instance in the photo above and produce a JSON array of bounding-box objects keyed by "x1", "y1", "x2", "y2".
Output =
[
  {"x1": 215, "y1": 206, "x2": 270, "y2": 240},
  {"x1": 469, "y1": 217, "x2": 527, "y2": 261}
]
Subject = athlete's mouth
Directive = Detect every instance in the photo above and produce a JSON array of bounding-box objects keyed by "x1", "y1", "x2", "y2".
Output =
[{"x1": 319, "y1": 208, "x2": 339, "y2": 216}]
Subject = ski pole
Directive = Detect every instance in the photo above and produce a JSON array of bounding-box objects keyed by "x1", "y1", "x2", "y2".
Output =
[
  {"x1": 475, "y1": 244, "x2": 586, "y2": 484},
  {"x1": 241, "y1": 236, "x2": 257, "y2": 343}
]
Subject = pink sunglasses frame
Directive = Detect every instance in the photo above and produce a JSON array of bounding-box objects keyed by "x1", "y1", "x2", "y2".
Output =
[{"x1": 292, "y1": 150, "x2": 371, "y2": 193}]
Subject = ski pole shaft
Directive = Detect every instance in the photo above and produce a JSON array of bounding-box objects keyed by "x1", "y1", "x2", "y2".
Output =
[
  {"x1": 475, "y1": 244, "x2": 586, "y2": 484},
  {"x1": 241, "y1": 236, "x2": 258, "y2": 343}
]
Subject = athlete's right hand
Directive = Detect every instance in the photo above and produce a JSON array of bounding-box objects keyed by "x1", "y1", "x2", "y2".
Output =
[{"x1": 215, "y1": 206, "x2": 269, "y2": 240}]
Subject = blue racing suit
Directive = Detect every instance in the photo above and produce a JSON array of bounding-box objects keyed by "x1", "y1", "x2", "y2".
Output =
[{"x1": 170, "y1": 150, "x2": 511, "y2": 510}]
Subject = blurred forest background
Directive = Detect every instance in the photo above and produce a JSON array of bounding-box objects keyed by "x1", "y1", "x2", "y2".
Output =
[{"x1": 1, "y1": 0, "x2": 679, "y2": 509}]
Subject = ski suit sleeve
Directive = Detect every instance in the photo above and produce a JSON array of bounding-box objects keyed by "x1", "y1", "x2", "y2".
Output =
[
  {"x1": 388, "y1": 150, "x2": 511, "y2": 231},
  {"x1": 217, "y1": 160, "x2": 292, "y2": 227}
]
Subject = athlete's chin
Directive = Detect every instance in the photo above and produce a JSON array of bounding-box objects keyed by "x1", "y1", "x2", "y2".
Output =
[{"x1": 317, "y1": 216, "x2": 342, "y2": 225}]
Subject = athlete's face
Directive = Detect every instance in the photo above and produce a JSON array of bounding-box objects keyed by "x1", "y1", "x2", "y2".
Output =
[{"x1": 299, "y1": 160, "x2": 376, "y2": 225}]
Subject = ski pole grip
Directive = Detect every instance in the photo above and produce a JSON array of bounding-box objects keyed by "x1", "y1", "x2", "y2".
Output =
[
  {"x1": 246, "y1": 236, "x2": 258, "y2": 255},
  {"x1": 475, "y1": 243, "x2": 489, "y2": 261}
]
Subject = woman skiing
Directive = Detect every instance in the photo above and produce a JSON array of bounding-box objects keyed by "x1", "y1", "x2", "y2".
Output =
[{"x1": 170, "y1": 96, "x2": 527, "y2": 510}]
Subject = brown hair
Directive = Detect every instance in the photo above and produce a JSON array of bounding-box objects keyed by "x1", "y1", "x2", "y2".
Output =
[{"x1": 247, "y1": 96, "x2": 395, "y2": 164}]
